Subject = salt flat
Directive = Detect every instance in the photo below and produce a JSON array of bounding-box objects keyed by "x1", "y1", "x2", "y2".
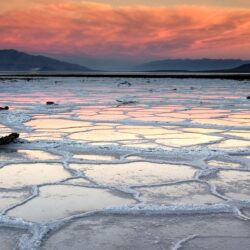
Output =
[{"x1": 0, "y1": 76, "x2": 249, "y2": 249}]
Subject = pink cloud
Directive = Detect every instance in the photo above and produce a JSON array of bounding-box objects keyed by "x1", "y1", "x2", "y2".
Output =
[{"x1": 0, "y1": 1, "x2": 250, "y2": 58}]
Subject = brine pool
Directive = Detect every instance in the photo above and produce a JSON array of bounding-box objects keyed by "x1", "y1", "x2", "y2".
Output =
[{"x1": 0, "y1": 76, "x2": 250, "y2": 249}]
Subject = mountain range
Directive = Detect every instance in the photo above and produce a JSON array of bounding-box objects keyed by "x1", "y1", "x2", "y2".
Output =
[
  {"x1": 229, "y1": 63, "x2": 250, "y2": 73},
  {"x1": 136, "y1": 58, "x2": 250, "y2": 72},
  {"x1": 0, "y1": 50, "x2": 91, "y2": 72},
  {"x1": 0, "y1": 50, "x2": 250, "y2": 72}
]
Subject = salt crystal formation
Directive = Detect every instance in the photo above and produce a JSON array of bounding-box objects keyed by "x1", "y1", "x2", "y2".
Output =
[{"x1": 0, "y1": 77, "x2": 249, "y2": 249}]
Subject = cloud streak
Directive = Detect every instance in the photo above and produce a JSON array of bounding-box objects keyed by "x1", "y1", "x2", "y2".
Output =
[{"x1": 0, "y1": 1, "x2": 250, "y2": 59}]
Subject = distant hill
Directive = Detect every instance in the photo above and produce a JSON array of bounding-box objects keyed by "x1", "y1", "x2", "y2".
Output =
[
  {"x1": 0, "y1": 50, "x2": 92, "y2": 71},
  {"x1": 136, "y1": 58, "x2": 250, "y2": 72},
  {"x1": 228, "y1": 63, "x2": 250, "y2": 73}
]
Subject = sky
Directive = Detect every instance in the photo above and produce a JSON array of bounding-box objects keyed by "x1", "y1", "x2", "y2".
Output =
[{"x1": 1, "y1": 0, "x2": 250, "y2": 69}]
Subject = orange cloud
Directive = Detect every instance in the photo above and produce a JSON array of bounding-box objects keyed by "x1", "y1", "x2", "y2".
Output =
[{"x1": 0, "y1": 1, "x2": 250, "y2": 59}]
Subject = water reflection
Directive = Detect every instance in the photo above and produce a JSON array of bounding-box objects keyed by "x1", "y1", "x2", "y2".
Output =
[
  {"x1": 8, "y1": 185, "x2": 135, "y2": 223},
  {"x1": 71, "y1": 162, "x2": 196, "y2": 186},
  {"x1": 137, "y1": 182, "x2": 222, "y2": 205},
  {"x1": 0, "y1": 163, "x2": 70, "y2": 188},
  {"x1": 0, "y1": 149, "x2": 60, "y2": 161}
]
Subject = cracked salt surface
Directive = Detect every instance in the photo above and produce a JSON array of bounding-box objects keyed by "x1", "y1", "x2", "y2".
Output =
[
  {"x1": 73, "y1": 153, "x2": 116, "y2": 161},
  {"x1": 0, "y1": 190, "x2": 31, "y2": 211},
  {"x1": 0, "y1": 163, "x2": 70, "y2": 188},
  {"x1": 8, "y1": 185, "x2": 135, "y2": 223},
  {"x1": 136, "y1": 182, "x2": 223, "y2": 205},
  {"x1": 71, "y1": 162, "x2": 196, "y2": 186},
  {"x1": 206, "y1": 170, "x2": 250, "y2": 200},
  {"x1": 0, "y1": 76, "x2": 250, "y2": 249},
  {"x1": 0, "y1": 227, "x2": 27, "y2": 250},
  {"x1": 41, "y1": 214, "x2": 250, "y2": 250},
  {"x1": 0, "y1": 149, "x2": 60, "y2": 162},
  {"x1": 207, "y1": 160, "x2": 242, "y2": 169}
]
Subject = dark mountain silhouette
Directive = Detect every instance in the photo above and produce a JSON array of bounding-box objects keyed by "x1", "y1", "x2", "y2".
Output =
[
  {"x1": 228, "y1": 63, "x2": 250, "y2": 73},
  {"x1": 136, "y1": 58, "x2": 250, "y2": 71},
  {"x1": 0, "y1": 50, "x2": 92, "y2": 71}
]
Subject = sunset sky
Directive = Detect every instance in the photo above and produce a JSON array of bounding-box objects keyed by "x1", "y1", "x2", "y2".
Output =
[{"x1": 1, "y1": 0, "x2": 250, "y2": 68}]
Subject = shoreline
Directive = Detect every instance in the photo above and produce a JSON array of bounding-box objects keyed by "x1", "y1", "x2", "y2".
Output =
[{"x1": 0, "y1": 72, "x2": 250, "y2": 80}]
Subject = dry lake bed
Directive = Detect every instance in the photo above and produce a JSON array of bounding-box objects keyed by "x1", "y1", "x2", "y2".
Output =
[{"x1": 0, "y1": 76, "x2": 250, "y2": 249}]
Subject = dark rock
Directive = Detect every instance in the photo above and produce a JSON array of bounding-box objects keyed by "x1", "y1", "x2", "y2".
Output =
[
  {"x1": 0, "y1": 106, "x2": 9, "y2": 110},
  {"x1": 46, "y1": 101, "x2": 55, "y2": 105},
  {"x1": 118, "y1": 81, "x2": 132, "y2": 87},
  {"x1": 0, "y1": 133, "x2": 19, "y2": 145},
  {"x1": 116, "y1": 100, "x2": 137, "y2": 106},
  {"x1": 247, "y1": 96, "x2": 250, "y2": 100},
  {"x1": 172, "y1": 88, "x2": 177, "y2": 91}
]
